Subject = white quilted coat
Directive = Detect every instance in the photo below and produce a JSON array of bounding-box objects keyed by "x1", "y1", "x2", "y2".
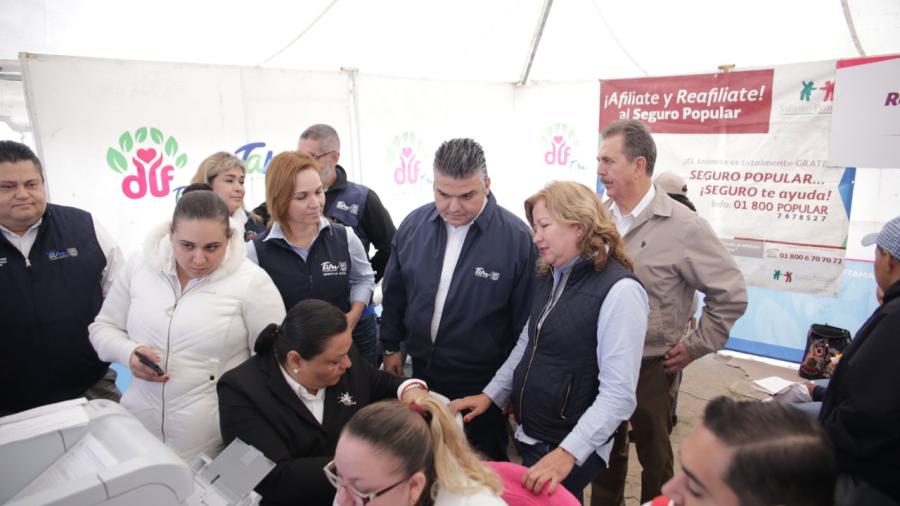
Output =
[{"x1": 89, "y1": 221, "x2": 286, "y2": 461}]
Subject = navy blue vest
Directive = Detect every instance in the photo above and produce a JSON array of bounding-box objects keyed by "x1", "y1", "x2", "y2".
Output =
[
  {"x1": 0, "y1": 204, "x2": 108, "y2": 414},
  {"x1": 253, "y1": 224, "x2": 352, "y2": 313},
  {"x1": 512, "y1": 257, "x2": 637, "y2": 445},
  {"x1": 325, "y1": 182, "x2": 370, "y2": 251}
]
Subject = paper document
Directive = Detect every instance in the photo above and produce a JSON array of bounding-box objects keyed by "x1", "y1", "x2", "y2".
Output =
[
  {"x1": 13, "y1": 433, "x2": 118, "y2": 500},
  {"x1": 752, "y1": 376, "x2": 796, "y2": 395}
]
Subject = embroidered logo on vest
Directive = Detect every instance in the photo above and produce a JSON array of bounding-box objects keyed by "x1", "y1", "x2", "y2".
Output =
[
  {"x1": 321, "y1": 261, "x2": 348, "y2": 276},
  {"x1": 0, "y1": 257, "x2": 7, "y2": 267},
  {"x1": 336, "y1": 201, "x2": 359, "y2": 215},
  {"x1": 474, "y1": 267, "x2": 500, "y2": 281},
  {"x1": 46, "y1": 248, "x2": 79, "y2": 261}
]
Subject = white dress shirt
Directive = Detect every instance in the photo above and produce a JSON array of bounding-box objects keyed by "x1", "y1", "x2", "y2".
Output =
[
  {"x1": 430, "y1": 199, "x2": 488, "y2": 342},
  {"x1": 609, "y1": 185, "x2": 656, "y2": 236}
]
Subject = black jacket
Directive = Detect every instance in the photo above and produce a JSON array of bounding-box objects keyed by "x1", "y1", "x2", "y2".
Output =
[
  {"x1": 819, "y1": 279, "x2": 900, "y2": 502},
  {"x1": 380, "y1": 192, "x2": 537, "y2": 384},
  {"x1": 0, "y1": 204, "x2": 108, "y2": 414},
  {"x1": 217, "y1": 346, "x2": 404, "y2": 506}
]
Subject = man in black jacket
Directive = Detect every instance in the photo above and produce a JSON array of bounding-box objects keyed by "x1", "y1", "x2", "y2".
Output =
[
  {"x1": 0, "y1": 140, "x2": 123, "y2": 414},
  {"x1": 380, "y1": 137, "x2": 537, "y2": 461},
  {"x1": 299, "y1": 124, "x2": 395, "y2": 367},
  {"x1": 818, "y1": 215, "x2": 900, "y2": 505}
]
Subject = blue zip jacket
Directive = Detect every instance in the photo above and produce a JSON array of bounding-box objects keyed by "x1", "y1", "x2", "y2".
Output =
[{"x1": 380, "y1": 193, "x2": 537, "y2": 383}]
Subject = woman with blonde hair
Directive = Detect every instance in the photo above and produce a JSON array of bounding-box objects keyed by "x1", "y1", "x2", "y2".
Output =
[
  {"x1": 191, "y1": 151, "x2": 266, "y2": 241},
  {"x1": 452, "y1": 181, "x2": 649, "y2": 502},
  {"x1": 247, "y1": 151, "x2": 374, "y2": 335},
  {"x1": 330, "y1": 397, "x2": 505, "y2": 505}
]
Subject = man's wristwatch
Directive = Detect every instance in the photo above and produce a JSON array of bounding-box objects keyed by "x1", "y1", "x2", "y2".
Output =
[{"x1": 383, "y1": 349, "x2": 400, "y2": 357}]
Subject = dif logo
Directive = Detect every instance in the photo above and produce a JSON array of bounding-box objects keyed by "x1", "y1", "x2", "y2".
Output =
[
  {"x1": 886, "y1": 92, "x2": 900, "y2": 106},
  {"x1": 542, "y1": 124, "x2": 585, "y2": 170},
  {"x1": 106, "y1": 127, "x2": 188, "y2": 199},
  {"x1": 389, "y1": 132, "x2": 431, "y2": 186}
]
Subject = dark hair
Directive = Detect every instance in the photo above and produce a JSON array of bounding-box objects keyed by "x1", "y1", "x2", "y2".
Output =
[
  {"x1": 703, "y1": 397, "x2": 836, "y2": 506},
  {"x1": 170, "y1": 190, "x2": 232, "y2": 238},
  {"x1": 433, "y1": 138, "x2": 487, "y2": 180},
  {"x1": 600, "y1": 119, "x2": 657, "y2": 176},
  {"x1": 668, "y1": 193, "x2": 697, "y2": 212},
  {"x1": 0, "y1": 140, "x2": 43, "y2": 178},
  {"x1": 254, "y1": 299, "x2": 348, "y2": 362},
  {"x1": 181, "y1": 182, "x2": 214, "y2": 195}
]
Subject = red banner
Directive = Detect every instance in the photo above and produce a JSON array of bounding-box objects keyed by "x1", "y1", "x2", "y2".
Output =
[{"x1": 600, "y1": 69, "x2": 775, "y2": 134}]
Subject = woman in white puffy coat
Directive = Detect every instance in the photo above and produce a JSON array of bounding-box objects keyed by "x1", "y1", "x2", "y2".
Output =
[{"x1": 89, "y1": 190, "x2": 285, "y2": 461}]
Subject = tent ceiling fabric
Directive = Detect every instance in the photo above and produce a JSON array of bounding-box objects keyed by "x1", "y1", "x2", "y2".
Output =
[{"x1": 1, "y1": 0, "x2": 899, "y2": 82}]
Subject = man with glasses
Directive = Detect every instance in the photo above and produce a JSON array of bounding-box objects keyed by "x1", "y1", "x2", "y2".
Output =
[
  {"x1": 0, "y1": 140, "x2": 124, "y2": 415},
  {"x1": 298, "y1": 124, "x2": 397, "y2": 367}
]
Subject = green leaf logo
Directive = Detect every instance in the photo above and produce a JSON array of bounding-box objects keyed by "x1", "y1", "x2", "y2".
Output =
[
  {"x1": 107, "y1": 147, "x2": 127, "y2": 173},
  {"x1": 135, "y1": 127, "x2": 148, "y2": 143},
  {"x1": 150, "y1": 128, "x2": 164, "y2": 145},
  {"x1": 176, "y1": 153, "x2": 188, "y2": 168},
  {"x1": 118, "y1": 132, "x2": 133, "y2": 152},
  {"x1": 165, "y1": 136, "x2": 178, "y2": 157}
]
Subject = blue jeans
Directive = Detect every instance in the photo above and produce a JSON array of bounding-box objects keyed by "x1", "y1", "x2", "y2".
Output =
[
  {"x1": 516, "y1": 440, "x2": 606, "y2": 503},
  {"x1": 352, "y1": 314, "x2": 378, "y2": 367}
]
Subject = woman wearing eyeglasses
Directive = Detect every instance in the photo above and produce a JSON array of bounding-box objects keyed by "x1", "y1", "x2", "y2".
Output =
[
  {"x1": 330, "y1": 397, "x2": 506, "y2": 506},
  {"x1": 217, "y1": 299, "x2": 428, "y2": 506},
  {"x1": 246, "y1": 151, "x2": 375, "y2": 337}
]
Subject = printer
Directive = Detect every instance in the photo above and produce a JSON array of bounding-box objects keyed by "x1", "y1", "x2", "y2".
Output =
[{"x1": 0, "y1": 399, "x2": 272, "y2": 506}]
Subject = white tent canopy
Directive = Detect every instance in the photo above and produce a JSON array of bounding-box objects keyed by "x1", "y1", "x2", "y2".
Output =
[{"x1": 3, "y1": 0, "x2": 900, "y2": 81}]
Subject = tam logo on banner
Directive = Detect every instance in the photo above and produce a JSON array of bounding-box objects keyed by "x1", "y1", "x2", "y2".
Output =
[
  {"x1": 542, "y1": 124, "x2": 586, "y2": 170},
  {"x1": 106, "y1": 127, "x2": 188, "y2": 199},
  {"x1": 235, "y1": 142, "x2": 274, "y2": 174},
  {"x1": 390, "y1": 132, "x2": 431, "y2": 186}
]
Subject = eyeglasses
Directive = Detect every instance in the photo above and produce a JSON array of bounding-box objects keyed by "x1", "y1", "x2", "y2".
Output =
[
  {"x1": 313, "y1": 151, "x2": 336, "y2": 160},
  {"x1": 323, "y1": 459, "x2": 408, "y2": 505}
]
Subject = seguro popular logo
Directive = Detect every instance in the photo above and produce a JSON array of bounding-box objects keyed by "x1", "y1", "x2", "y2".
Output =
[{"x1": 106, "y1": 127, "x2": 188, "y2": 199}]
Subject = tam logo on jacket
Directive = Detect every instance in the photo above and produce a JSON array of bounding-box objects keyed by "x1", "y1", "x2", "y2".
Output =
[{"x1": 321, "y1": 261, "x2": 348, "y2": 276}]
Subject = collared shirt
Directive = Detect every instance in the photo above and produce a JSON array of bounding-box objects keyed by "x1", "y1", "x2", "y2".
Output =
[
  {"x1": 0, "y1": 216, "x2": 123, "y2": 296},
  {"x1": 279, "y1": 364, "x2": 326, "y2": 424},
  {"x1": 609, "y1": 185, "x2": 656, "y2": 236},
  {"x1": 483, "y1": 258, "x2": 649, "y2": 465},
  {"x1": 430, "y1": 198, "x2": 488, "y2": 341},
  {"x1": 278, "y1": 363, "x2": 427, "y2": 425},
  {"x1": 246, "y1": 217, "x2": 375, "y2": 305}
]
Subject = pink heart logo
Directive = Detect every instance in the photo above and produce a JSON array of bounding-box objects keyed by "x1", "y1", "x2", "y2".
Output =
[
  {"x1": 137, "y1": 148, "x2": 157, "y2": 163},
  {"x1": 401, "y1": 147, "x2": 412, "y2": 158},
  {"x1": 553, "y1": 135, "x2": 564, "y2": 144}
]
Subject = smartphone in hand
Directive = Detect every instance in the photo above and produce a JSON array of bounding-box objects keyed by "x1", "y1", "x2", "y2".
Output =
[{"x1": 134, "y1": 350, "x2": 165, "y2": 376}]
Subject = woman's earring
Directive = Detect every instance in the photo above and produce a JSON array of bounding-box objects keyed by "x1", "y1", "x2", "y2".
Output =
[{"x1": 292, "y1": 369, "x2": 299, "y2": 374}]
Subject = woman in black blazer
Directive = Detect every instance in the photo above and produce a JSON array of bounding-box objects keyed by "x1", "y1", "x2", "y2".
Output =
[{"x1": 218, "y1": 299, "x2": 427, "y2": 506}]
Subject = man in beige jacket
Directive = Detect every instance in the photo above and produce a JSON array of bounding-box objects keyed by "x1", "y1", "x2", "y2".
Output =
[{"x1": 590, "y1": 120, "x2": 748, "y2": 505}]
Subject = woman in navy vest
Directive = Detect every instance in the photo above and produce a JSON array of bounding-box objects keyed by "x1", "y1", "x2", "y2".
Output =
[
  {"x1": 451, "y1": 181, "x2": 649, "y2": 502},
  {"x1": 247, "y1": 151, "x2": 375, "y2": 330},
  {"x1": 191, "y1": 151, "x2": 267, "y2": 241}
]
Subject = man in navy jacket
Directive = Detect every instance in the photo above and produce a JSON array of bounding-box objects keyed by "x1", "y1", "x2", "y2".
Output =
[
  {"x1": 381, "y1": 138, "x2": 536, "y2": 460},
  {"x1": 0, "y1": 140, "x2": 123, "y2": 415}
]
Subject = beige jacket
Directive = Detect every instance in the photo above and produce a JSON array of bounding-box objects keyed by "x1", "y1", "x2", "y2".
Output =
[{"x1": 610, "y1": 186, "x2": 748, "y2": 359}]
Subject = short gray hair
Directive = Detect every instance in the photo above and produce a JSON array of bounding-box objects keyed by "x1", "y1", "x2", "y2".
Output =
[
  {"x1": 300, "y1": 124, "x2": 340, "y2": 152},
  {"x1": 601, "y1": 119, "x2": 657, "y2": 176},
  {"x1": 433, "y1": 138, "x2": 487, "y2": 180}
]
